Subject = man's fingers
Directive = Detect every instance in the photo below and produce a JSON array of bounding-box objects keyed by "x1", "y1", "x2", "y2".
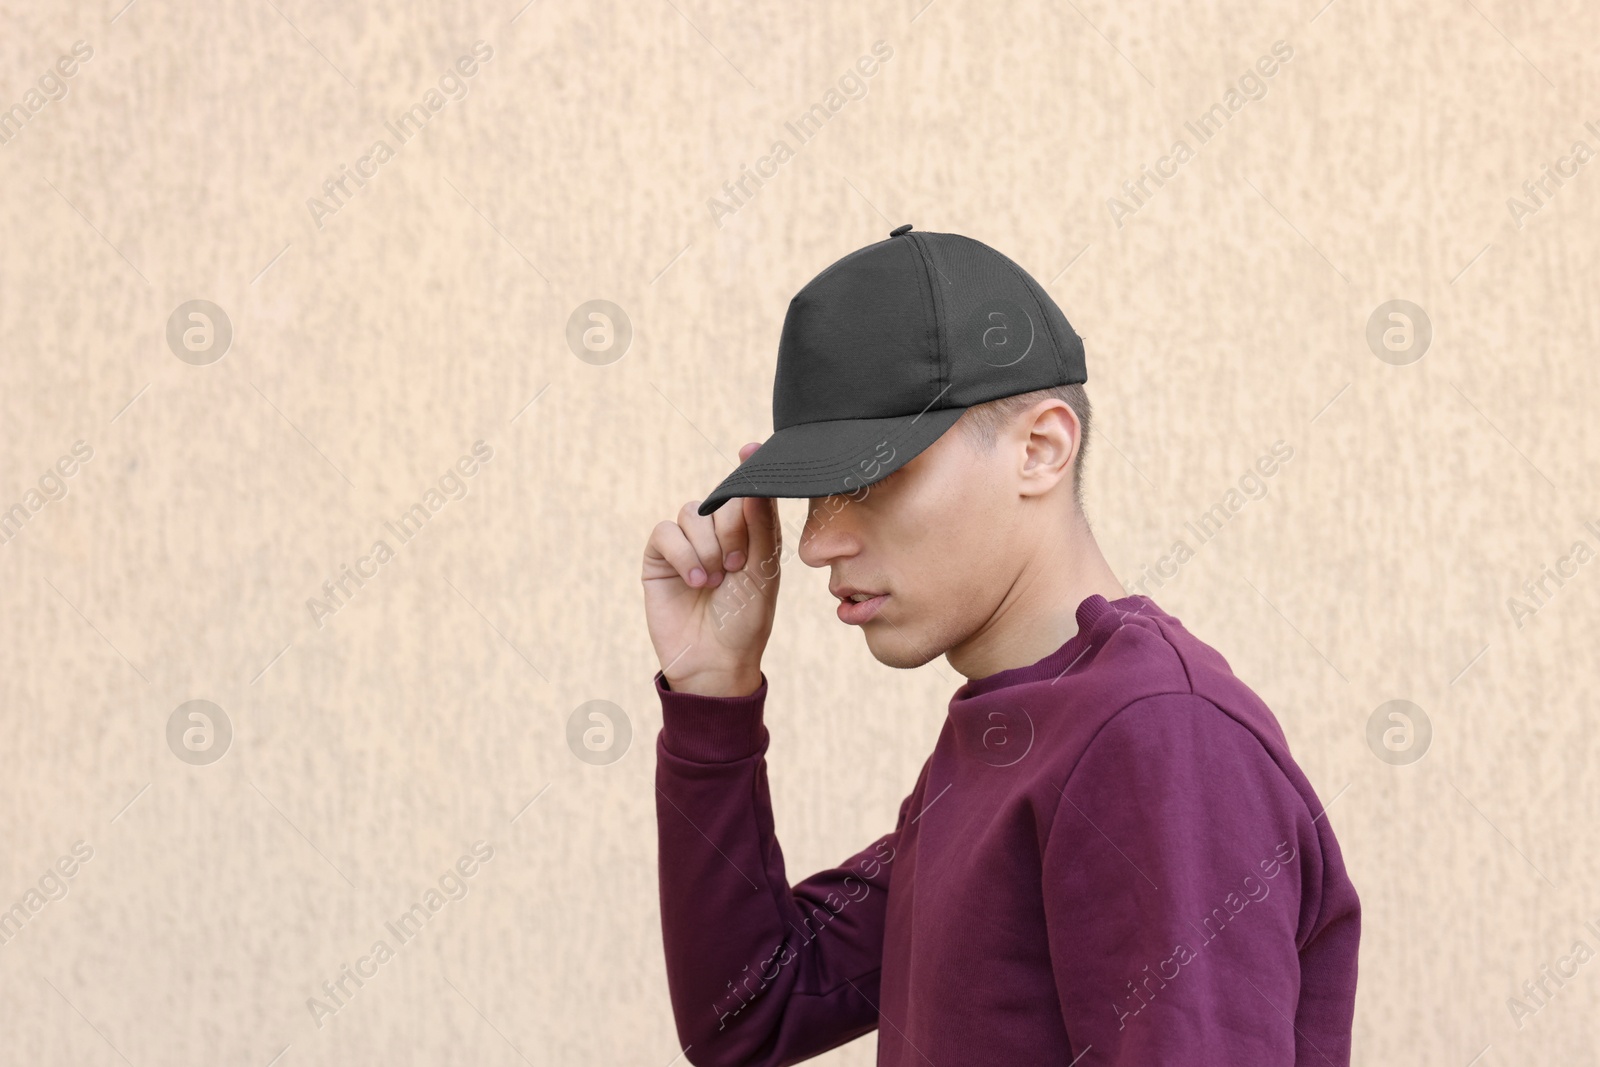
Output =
[
  {"x1": 726, "y1": 440, "x2": 770, "y2": 573},
  {"x1": 742, "y1": 492, "x2": 781, "y2": 575},
  {"x1": 677, "y1": 500, "x2": 726, "y2": 586},
  {"x1": 712, "y1": 494, "x2": 749, "y2": 571},
  {"x1": 646, "y1": 519, "x2": 713, "y2": 586}
]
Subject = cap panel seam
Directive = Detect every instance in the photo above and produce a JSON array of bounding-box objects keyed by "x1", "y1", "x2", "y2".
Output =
[{"x1": 904, "y1": 233, "x2": 946, "y2": 400}]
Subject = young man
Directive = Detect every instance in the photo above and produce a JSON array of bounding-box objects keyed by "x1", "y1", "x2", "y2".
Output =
[{"x1": 640, "y1": 225, "x2": 1360, "y2": 1066}]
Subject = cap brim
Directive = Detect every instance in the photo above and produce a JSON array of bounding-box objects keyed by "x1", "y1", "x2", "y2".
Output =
[{"x1": 697, "y1": 406, "x2": 967, "y2": 516}]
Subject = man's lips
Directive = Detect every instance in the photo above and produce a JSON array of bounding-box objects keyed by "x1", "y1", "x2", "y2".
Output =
[{"x1": 836, "y1": 592, "x2": 888, "y2": 625}]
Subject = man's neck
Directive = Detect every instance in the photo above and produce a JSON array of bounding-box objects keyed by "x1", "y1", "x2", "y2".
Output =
[{"x1": 945, "y1": 525, "x2": 1126, "y2": 683}]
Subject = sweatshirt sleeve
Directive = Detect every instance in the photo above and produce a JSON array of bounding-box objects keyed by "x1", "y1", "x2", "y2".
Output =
[
  {"x1": 1040, "y1": 692, "x2": 1331, "y2": 1066},
  {"x1": 653, "y1": 668, "x2": 916, "y2": 1067}
]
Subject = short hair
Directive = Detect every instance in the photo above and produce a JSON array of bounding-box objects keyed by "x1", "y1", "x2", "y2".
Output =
[{"x1": 954, "y1": 383, "x2": 1092, "y2": 513}]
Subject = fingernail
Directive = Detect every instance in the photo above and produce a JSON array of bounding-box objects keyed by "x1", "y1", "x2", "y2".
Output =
[
  {"x1": 689, "y1": 567, "x2": 706, "y2": 586},
  {"x1": 725, "y1": 551, "x2": 746, "y2": 570}
]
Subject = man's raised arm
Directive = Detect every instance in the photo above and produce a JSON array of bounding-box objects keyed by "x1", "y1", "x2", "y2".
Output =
[{"x1": 643, "y1": 441, "x2": 912, "y2": 1063}]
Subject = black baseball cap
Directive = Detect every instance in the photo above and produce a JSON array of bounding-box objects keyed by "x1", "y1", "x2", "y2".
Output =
[{"x1": 696, "y1": 224, "x2": 1087, "y2": 517}]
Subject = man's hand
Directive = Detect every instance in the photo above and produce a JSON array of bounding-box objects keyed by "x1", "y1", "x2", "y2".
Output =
[{"x1": 642, "y1": 441, "x2": 782, "y2": 697}]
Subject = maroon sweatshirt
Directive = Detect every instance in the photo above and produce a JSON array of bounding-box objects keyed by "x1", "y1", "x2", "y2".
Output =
[{"x1": 653, "y1": 592, "x2": 1360, "y2": 1066}]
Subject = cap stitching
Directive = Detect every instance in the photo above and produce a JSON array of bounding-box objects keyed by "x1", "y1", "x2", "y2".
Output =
[
  {"x1": 709, "y1": 409, "x2": 961, "y2": 479},
  {"x1": 903, "y1": 233, "x2": 946, "y2": 402}
]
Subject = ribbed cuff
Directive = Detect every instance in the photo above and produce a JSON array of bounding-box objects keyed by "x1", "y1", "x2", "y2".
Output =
[{"x1": 654, "y1": 669, "x2": 768, "y2": 763}]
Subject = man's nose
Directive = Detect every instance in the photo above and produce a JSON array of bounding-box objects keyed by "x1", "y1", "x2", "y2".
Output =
[{"x1": 796, "y1": 497, "x2": 854, "y2": 569}]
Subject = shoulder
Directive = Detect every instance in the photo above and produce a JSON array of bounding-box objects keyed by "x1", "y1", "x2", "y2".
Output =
[
  {"x1": 1077, "y1": 691, "x2": 1255, "y2": 765},
  {"x1": 1041, "y1": 693, "x2": 1319, "y2": 906},
  {"x1": 1056, "y1": 692, "x2": 1306, "y2": 826},
  {"x1": 1067, "y1": 604, "x2": 1297, "y2": 780},
  {"x1": 1059, "y1": 599, "x2": 1271, "y2": 726}
]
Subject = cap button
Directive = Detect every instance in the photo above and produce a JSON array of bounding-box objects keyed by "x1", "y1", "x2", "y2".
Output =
[{"x1": 889, "y1": 223, "x2": 913, "y2": 236}]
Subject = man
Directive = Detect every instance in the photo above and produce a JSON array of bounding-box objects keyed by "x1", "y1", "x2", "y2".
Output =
[{"x1": 640, "y1": 225, "x2": 1360, "y2": 1065}]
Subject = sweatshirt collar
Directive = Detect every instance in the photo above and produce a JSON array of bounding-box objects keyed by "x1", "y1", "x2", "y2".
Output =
[{"x1": 949, "y1": 592, "x2": 1155, "y2": 702}]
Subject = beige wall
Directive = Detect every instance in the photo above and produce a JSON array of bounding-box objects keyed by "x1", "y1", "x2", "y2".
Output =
[{"x1": 1, "y1": 0, "x2": 1597, "y2": 1062}]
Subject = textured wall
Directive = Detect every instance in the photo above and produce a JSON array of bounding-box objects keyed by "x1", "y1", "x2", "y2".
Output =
[{"x1": 1, "y1": 0, "x2": 1597, "y2": 1063}]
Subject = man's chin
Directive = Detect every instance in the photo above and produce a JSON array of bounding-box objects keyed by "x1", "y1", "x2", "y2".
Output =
[{"x1": 863, "y1": 621, "x2": 945, "y2": 670}]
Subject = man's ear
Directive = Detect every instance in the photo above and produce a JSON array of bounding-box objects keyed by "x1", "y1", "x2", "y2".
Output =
[{"x1": 1017, "y1": 402, "x2": 1078, "y2": 497}]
